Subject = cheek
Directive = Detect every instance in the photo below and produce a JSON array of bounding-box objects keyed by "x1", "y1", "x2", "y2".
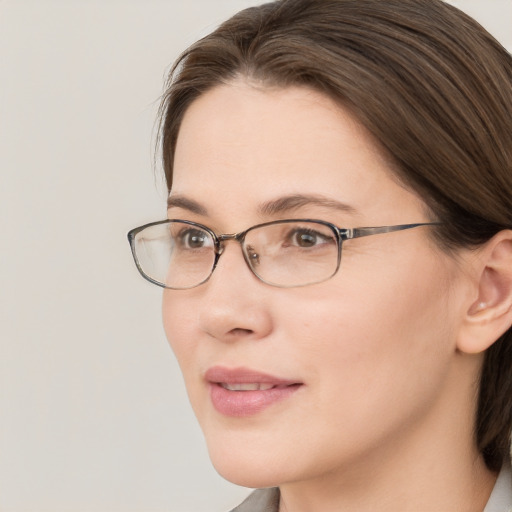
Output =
[
  {"x1": 162, "y1": 291, "x2": 198, "y2": 375},
  {"x1": 288, "y1": 249, "x2": 458, "y2": 432},
  {"x1": 162, "y1": 290, "x2": 212, "y2": 425}
]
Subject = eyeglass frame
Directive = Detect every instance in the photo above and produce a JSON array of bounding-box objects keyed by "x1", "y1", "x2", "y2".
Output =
[{"x1": 127, "y1": 218, "x2": 441, "y2": 289}]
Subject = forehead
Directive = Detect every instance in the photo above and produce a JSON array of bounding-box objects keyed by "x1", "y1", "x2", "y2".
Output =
[{"x1": 171, "y1": 81, "x2": 424, "y2": 225}]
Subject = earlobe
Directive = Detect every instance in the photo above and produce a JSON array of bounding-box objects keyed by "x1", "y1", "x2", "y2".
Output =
[{"x1": 457, "y1": 231, "x2": 512, "y2": 355}]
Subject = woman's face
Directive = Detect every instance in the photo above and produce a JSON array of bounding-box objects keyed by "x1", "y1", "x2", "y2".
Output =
[{"x1": 163, "y1": 82, "x2": 471, "y2": 488}]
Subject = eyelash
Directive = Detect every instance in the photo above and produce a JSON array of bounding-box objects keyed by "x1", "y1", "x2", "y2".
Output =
[{"x1": 284, "y1": 227, "x2": 335, "y2": 248}]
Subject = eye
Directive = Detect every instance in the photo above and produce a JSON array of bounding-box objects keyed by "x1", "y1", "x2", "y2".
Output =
[
  {"x1": 287, "y1": 228, "x2": 333, "y2": 248},
  {"x1": 245, "y1": 245, "x2": 260, "y2": 265},
  {"x1": 176, "y1": 228, "x2": 213, "y2": 249}
]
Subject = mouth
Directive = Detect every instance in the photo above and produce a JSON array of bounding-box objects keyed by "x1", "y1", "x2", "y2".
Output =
[
  {"x1": 205, "y1": 366, "x2": 303, "y2": 417},
  {"x1": 219, "y1": 382, "x2": 288, "y2": 391}
]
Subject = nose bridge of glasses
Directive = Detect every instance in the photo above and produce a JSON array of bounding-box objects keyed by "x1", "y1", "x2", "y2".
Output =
[{"x1": 216, "y1": 232, "x2": 246, "y2": 255}]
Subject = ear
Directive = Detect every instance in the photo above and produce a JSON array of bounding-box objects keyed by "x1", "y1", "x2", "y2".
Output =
[{"x1": 457, "y1": 230, "x2": 512, "y2": 354}]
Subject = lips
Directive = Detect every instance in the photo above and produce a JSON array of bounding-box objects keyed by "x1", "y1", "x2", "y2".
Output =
[{"x1": 205, "y1": 366, "x2": 303, "y2": 417}]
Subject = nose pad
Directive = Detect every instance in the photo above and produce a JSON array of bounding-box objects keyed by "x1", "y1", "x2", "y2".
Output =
[{"x1": 212, "y1": 236, "x2": 255, "y2": 281}]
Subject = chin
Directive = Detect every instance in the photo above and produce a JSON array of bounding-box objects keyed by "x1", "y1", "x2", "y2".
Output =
[
  {"x1": 211, "y1": 457, "x2": 283, "y2": 489},
  {"x1": 205, "y1": 436, "x2": 288, "y2": 489}
]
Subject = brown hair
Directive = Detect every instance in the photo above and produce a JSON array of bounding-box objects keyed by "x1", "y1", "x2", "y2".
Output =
[{"x1": 158, "y1": 0, "x2": 512, "y2": 471}]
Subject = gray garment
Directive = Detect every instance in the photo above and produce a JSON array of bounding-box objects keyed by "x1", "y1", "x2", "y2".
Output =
[
  {"x1": 231, "y1": 464, "x2": 512, "y2": 512},
  {"x1": 230, "y1": 488, "x2": 279, "y2": 512},
  {"x1": 484, "y1": 463, "x2": 512, "y2": 512}
]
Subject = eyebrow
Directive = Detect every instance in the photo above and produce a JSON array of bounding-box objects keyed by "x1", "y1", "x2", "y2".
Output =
[
  {"x1": 258, "y1": 194, "x2": 358, "y2": 217},
  {"x1": 167, "y1": 193, "x2": 358, "y2": 217},
  {"x1": 167, "y1": 195, "x2": 208, "y2": 215}
]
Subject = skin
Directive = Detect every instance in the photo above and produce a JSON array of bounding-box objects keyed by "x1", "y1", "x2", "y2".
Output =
[{"x1": 162, "y1": 81, "x2": 498, "y2": 511}]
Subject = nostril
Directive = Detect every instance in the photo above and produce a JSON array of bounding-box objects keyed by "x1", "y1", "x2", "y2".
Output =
[{"x1": 229, "y1": 328, "x2": 254, "y2": 336}]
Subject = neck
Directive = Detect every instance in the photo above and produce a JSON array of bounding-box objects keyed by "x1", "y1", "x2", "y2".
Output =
[{"x1": 278, "y1": 354, "x2": 498, "y2": 512}]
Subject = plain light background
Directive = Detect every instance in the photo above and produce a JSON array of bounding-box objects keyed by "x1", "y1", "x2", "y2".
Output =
[{"x1": 1, "y1": 1, "x2": 511, "y2": 511}]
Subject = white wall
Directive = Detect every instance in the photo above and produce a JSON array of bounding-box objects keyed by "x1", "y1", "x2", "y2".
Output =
[{"x1": 1, "y1": 1, "x2": 510, "y2": 511}]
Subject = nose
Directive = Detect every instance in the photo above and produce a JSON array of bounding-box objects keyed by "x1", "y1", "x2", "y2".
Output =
[{"x1": 198, "y1": 241, "x2": 273, "y2": 343}]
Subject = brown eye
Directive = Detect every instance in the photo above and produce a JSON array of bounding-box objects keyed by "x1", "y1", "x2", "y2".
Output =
[
  {"x1": 294, "y1": 231, "x2": 316, "y2": 247},
  {"x1": 288, "y1": 228, "x2": 332, "y2": 248},
  {"x1": 178, "y1": 228, "x2": 212, "y2": 249},
  {"x1": 245, "y1": 245, "x2": 260, "y2": 265}
]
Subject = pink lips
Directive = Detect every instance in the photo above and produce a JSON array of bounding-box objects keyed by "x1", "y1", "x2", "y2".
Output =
[{"x1": 205, "y1": 366, "x2": 302, "y2": 417}]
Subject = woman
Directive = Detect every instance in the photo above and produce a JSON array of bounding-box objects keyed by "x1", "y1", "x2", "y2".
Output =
[{"x1": 128, "y1": 0, "x2": 512, "y2": 510}]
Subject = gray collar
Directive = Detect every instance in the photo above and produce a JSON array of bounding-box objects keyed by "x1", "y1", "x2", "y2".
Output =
[
  {"x1": 232, "y1": 463, "x2": 512, "y2": 512},
  {"x1": 230, "y1": 488, "x2": 279, "y2": 512},
  {"x1": 484, "y1": 463, "x2": 512, "y2": 512}
]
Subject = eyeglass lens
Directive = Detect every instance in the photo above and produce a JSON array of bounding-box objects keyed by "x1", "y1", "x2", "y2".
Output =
[{"x1": 131, "y1": 220, "x2": 340, "y2": 289}]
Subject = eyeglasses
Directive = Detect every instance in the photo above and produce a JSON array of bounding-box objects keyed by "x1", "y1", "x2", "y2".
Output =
[{"x1": 127, "y1": 219, "x2": 439, "y2": 289}]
